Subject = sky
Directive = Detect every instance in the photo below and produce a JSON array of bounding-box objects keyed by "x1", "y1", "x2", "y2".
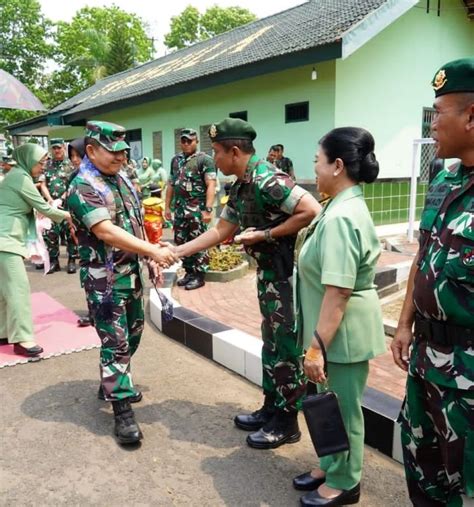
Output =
[{"x1": 39, "y1": 0, "x2": 306, "y2": 56}]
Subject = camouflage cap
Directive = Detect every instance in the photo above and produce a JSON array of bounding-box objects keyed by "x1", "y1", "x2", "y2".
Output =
[
  {"x1": 180, "y1": 128, "x2": 197, "y2": 140},
  {"x1": 208, "y1": 118, "x2": 257, "y2": 142},
  {"x1": 50, "y1": 138, "x2": 64, "y2": 147},
  {"x1": 432, "y1": 57, "x2": 474, "y2": 97},
  {"x1": 2, "y1": 155, "x2": 17, "y2": 166},
  {"x1": 85, "y1": 120, "x2": 129, "y2": 152}
]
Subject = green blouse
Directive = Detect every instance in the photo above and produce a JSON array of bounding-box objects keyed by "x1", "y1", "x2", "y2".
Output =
[
  {"x1": 294, "y1": 185, "x2": 386, "y2": 363},
  {"x1": 0, "y1": 167, "x2": 67, "y2": 257}
]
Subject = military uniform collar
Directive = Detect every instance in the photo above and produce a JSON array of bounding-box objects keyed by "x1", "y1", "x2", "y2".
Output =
[
  {"x1": 239, "y1": 154, "x2": 259, "y2": 182},
  {"x1": 445, "y1": 161, "x2": 462, "y2": 179}
]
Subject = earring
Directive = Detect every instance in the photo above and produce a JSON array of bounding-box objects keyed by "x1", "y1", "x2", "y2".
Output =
[{"x1": 333, "y1": 172, "x2": 338, "y2": 176}]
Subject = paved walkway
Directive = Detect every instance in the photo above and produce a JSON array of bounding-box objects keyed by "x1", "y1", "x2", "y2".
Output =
[{"x1": 173, "y1": 249, "x2": 409, "y2": 401}]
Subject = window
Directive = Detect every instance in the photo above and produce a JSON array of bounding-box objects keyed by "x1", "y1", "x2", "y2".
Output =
[
  {"x1": 126, "y1": 128, "x2": 142, "y2": 161},
  {"x1": 420, "y1": 108, "x2": 437, "y2": 183},
  {"x1": 174, "y1": 127, "x2": 185, "y2": 154},
  {"x1": 285, "y1": 102, "x2": 309, "y2": 123},
  {"x1": 229, "y1": 110, "x2": 248, "y2": 121},
  {"x1": 199, "y1": 124, "x2": 213, "y2": 155},
  {"x1": 152, "y1": 131, "x2": 163, "y2": 161}
]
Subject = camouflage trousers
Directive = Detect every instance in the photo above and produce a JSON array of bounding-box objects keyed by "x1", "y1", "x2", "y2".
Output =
[
  {"x1": 43, "y1": 220, "x2": 77, "y2": 261},
  {"x1": 257, "y1": 269, "x2": 306, "y2": 412},
  {"x1": 86, "y1": 287, "x2": 144, "y2": 401},
  {"x1": 174, "y1": 209, "x2": 209, "y2": 274},
  {"x1": 398, "y1": 364, "x2": 474, "y2": 506}
]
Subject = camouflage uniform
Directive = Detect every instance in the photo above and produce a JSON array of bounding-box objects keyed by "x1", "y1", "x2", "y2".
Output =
[
  {"x1": 42, "y1": 158, "x2": 77, "y2": 261},
  {"x1": 67, "y1": 160, "x2": 144, "y2": 401},
  {"x1": 221, "y1": 154, "x2": 308, "y2": 411},
  {"x1": 274, "y1": 156, "x2": 295, "y2": 181},
  {"x1": 169, "y1": 151, "x2": 216, "y2": 274},
  {"x1": 398, "y1": 163, "x2": 474, "y2": 506}
]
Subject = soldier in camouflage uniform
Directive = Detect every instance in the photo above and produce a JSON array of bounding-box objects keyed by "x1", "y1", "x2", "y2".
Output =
[
  {"x1": 40, "y1": 138, "x2": 77, "y2": 274},
  {"x1": 391, "y1": 58, "x2": 474, "y2": 506},
  {"x1": 165, "y1": 128, "x2": 217, "y2": 290},
  {"x1": 175, "y1": 118, "x2": 320, "y2": 449},
  {"x1": 67, "y1": 121, "x2": 177, "y2": 445},
  {"x1": 273, "y1": 144, "x2": 296, "y2": 181}
]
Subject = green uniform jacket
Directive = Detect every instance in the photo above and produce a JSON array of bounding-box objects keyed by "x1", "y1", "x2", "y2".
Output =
[
  {"x1": 0, "y1": 167, "x2": 67, "y2": 257},
  {"x1": 294, "y1": 185, "x2": 386, "y2": 363}
]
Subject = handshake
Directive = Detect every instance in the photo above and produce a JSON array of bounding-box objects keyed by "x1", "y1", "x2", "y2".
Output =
[{"x1": 148, "y1": 241, "x2": 183, "y2": 269}]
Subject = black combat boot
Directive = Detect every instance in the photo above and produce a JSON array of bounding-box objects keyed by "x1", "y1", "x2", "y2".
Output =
[
  {"x1": 67, "y1": 257, "x2": 76, "y2": 274},
  {"x1": 234, "y1": 394, "x2": 276, "y2": 431},
  {"x1": 185, "y1": 273, "x2": 205, "y2": 290},
  {"x1": 35, "y1": 263, "x2": 44, "y2": 270},
  {"x1": 46, "y1": 259, "x2": 61, "y2": 275},
  {"x1": 112, "y1": 399, "x2": 143, "y2": 444},
  {"x1": 177, "y1": 270, "x2": 192, "y2": 287},
  {"x1": 246, "y1": 409, "x2": 300, "y2": 449},
  {"x1": 98, "y1": 385, "x2": 143, "y2": 403}
]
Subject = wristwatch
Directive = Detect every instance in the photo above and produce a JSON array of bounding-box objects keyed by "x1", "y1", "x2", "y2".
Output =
[
  {"x1": 264, "y1": 228, "x2": 276, "y2": 243},
  {"x1": 204, "y1": 206, "x2": 213, "y2": 213}
]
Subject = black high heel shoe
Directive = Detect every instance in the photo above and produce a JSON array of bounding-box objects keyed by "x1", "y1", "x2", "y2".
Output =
[{"x1": 300, "y1": 483, "x2": 360, "y2": 506}]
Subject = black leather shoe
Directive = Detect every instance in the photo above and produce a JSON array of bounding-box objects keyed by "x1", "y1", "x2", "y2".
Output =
[
  {"x1": 185, "y1": 275, "x2": 205, "y2": 291},
  {"x1": 77, "y1": 316, "x2": 92, "y2": 327},
  {"x1": 35, "y1": 263, "x2": 44, "y2": 270},
  {"x1": 67, "y1": 258, "x2": 76, "y2": 274},
  {"x1": 300, "y1": 484, "x2": 360, "y2": 506},
  {"x1": 177, "y1": 273, "x2": 192, "y2": 287},
  {"x1": 293, "y1": 472, "x2": 326, "y2": 491},
  {"x1": 235, "y1": 405, "x2": 275, "y2": 431},
  {"x1": 98, "y1": 385, "x2": 143, "y2": 403},
  {"x1": 246, "y1": 410, "x2": 301, "y2": 449},
  {"x1": 0, "y1": 337, "x2": 8, "y2": 345},
  {"x1": 112, "y1": 399, "x2": 143, "y2": 444},
  {"x1": 13, "y1": 343, "x2": 43, "y2": 357},
  {"x1": 47, "y1": 260, "x2": 61, "y2": 274}
]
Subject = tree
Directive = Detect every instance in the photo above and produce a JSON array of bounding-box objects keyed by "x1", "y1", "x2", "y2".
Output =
[
  {"x1": 0, "y1": 0, "x2": 52, "y2": 128},
  {"x1": 164, "y1": 5, "x2": 257, "y2": 51},
  {"x1": 49, "y1": 6, "x2": 153, "y2": 105}
]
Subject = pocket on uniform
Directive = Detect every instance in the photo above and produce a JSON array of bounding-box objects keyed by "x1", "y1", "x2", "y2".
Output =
[
  {"x1": 444, "y1": 223, "x2": 474, "y2": 284},
  {"x1": 463, "y1": 430, "x2": 474, "y2": 497}
]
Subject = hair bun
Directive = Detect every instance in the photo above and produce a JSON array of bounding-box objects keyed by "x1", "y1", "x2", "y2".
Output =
[{"x1": 359, "y1": 151, "x2": 379, "y2": 183}]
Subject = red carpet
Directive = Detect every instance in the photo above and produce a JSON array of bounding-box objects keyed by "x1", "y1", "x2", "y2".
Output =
[{"x1": 0, "y1": 292, "x2": 100, "y2": 368}]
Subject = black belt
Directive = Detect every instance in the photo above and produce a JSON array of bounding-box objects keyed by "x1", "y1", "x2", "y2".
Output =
[{"x1": 414, "y1": 313, "x2": 474, "y2": 348}]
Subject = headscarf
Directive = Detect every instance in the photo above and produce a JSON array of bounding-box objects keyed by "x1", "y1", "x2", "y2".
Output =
[
  {"x1": 68, "y1": 138, "x2": 85, "y2": 160},
  {"x1": 151, "y1": 159, "x2": 162, "y2": 170},
  {"x1": 142, "y1": 156, "x2": 151, "y2": 167},
  {"x1": 12, "y1": 143, "x2": 47, "y2": 176}
]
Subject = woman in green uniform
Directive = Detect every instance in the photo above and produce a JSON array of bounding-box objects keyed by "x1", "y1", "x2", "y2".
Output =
[
  {"x1": 293, "y1": 127, "x2": 386, "y2": 506},
  {"x1": 0, "y1": 143, "x2": 72, "y2": 357}
]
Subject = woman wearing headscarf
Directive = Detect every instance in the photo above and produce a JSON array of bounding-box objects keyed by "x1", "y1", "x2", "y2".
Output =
[
  {"x1": 149, "y1": 159, "x2": 167, "y2": 197},
  {"x1": 0, "y1": 143, "x2": 73, "y2": 357},
  {"x1": 137, "y1": 156, "x2": 154, "y2": 198},
  {"x1": 293, "y1": 128, "x2": 386, "y2": 506}
]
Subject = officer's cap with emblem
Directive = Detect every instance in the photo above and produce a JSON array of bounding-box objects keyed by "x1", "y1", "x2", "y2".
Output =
[
  {"x1": 180, "y1": 128, "x2": 197, "y2": 140},
  {"x1": 432, "y1": 57, "x2": 474, "y2": 97},
  {"x1": 208, "y1": 118, "x2": 257, "y2": 143},
  {"x1": 85, "y1": 120, "x2": 130, "y2": 152},
  {"x1": 50, "y1": 138, "x2": 64, "y2": 148}
]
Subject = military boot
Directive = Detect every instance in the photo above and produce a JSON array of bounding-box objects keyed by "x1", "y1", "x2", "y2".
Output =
[
  {"x1": 246, "y1": 409, "x2": 301, "y2": 449},
  {"x1": 46, "y1": 259, "x2": 61, "y2": 275},
  {"x1": 112, "y1": 399, "x2": 143, "y2": 444},
  {"x1": 67, "y1": 257, "x2": 76, "y2": 274},
  {"x1": 234, "y1": 394, "x2": 276, "y2": 431},
  {"x1": 185, "y1": 273, "x2": 205, "y2": 291},
  {"x1": 177, "y1": 270, "x2": 192, "y2": 287}
]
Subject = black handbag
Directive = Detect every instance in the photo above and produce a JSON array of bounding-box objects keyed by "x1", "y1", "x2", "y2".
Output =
[{"x1": 302, "y1": 332, "x2": 350, "y2": 458}]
